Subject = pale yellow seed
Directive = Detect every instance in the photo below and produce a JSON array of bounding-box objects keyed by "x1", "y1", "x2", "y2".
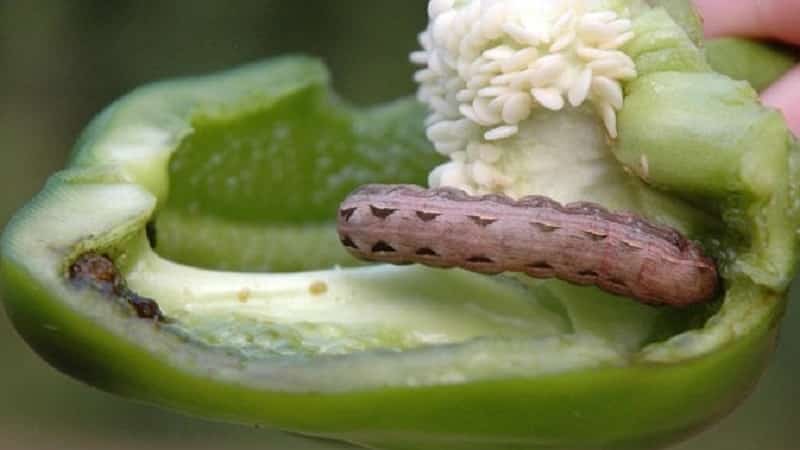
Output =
[{"x1": 309, "y1": 281, "x2": 328, "y2": 296}]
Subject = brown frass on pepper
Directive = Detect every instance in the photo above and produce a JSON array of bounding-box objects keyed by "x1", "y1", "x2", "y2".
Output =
[{"x1": 69, "y1": 252, "x2": 166, "y2": 322}]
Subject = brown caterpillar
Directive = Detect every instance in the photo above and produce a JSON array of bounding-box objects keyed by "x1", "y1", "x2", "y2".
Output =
[{"x1": 336, "y1": 184, "x2": 719, "y2": 307}]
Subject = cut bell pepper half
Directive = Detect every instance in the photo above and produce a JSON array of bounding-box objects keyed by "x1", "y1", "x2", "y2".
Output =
[{"x1": 2, "y1": 11, "x2": 800, "y2": 450}]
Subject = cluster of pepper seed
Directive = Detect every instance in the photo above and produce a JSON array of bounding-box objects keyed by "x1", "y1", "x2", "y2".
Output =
[{"x1": 411, "y1": 0, "x2": 637, "y2": 195}]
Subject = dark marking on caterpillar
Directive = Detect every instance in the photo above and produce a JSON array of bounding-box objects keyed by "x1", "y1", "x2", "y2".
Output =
[
  {"x1": 621, "y1": 240, "x2": 644, "y2": 251},
  {"x1": 371, "y1": 241, "x2": 396, "y2": 253},
  {"x1": 416, "y1": 247, "x2": 439, "y2": 257},
  {"x1": 340, "y1": 207, "x2": 357, "y2": 221},
  {"x1": 370, "y1": 205, "x2": 397, "y2": 219},
  {"x1": 341, "y1": 236, "x2": 358, "y2": 249},
  {"x1": 416, "y1": 211, "x2": 441, "y2": 222},
  {"x1": 467, "y1": 255, "x2": 494, "y2": 263},
  {"x1": 584, "y1": 230, "x2": 608, "y2": 241},
  {"x1": 337, "y1": 184, "x2": 720, "y2": 307},
  {"x1": 469, "y1": 215, "x2": 498, "y2": 227},
  {"x1": 608, "y1": 278, "x2": 627, "y2": 287},
  {"x1": 531, "y1": 221, "x2": 559, "y2": 232}
]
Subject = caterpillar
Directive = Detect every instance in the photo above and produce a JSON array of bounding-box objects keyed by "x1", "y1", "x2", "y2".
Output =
[{"x1": 336, "y1": 184, "x2": 719, "y2": 306}]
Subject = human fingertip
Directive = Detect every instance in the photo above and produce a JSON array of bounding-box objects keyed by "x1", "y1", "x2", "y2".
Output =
[
  {"x1": 762, "y1": 65, "x2": 800, "y2": 137},
  {"x1": 693, "y1": 0, "x2": 800, "y2": 43}
]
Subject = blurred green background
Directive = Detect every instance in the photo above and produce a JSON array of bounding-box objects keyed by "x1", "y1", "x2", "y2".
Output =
[{"x1": 0, "y1": 2, "x2": 798, "y2": 449}]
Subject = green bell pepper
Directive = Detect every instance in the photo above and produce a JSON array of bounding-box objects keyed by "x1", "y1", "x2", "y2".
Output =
[{"x1": 2, "y1": 2, "x2": 799, "y2": 450}]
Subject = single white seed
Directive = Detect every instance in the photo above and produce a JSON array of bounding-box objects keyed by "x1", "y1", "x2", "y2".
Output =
[
  {"x1": 488, "y1": 93, "x2": 510, "y2": 111},
  {"x1": 450, "y1": 150, "x2": 467, "y2": 162},
  {"x1": 445, "y1": 77, "x2": 464, "y2": 92},
  {"x1": 591, "y1": 76, "x2": 623, "y2": 110},
  {"x1": 501, "y1": 48, "x2": 539, "y2": 73},
  {"x1": 466, "y1": 142, "x2": 482, "y2": 160},
  {"x1": 502, "y1": 92, "x2": 533, "y2": 124},
  {"x1": 440, "y1": 162, "x2": 471, "y2": 188},
  {"x1": 478, "y1": 86, "x2": 511, "y2": 98},
  {"x1": 480, "y1": 3, "x2": 507, "y2": 39},
  {"x1": 472, "y1": 160, "x2": 511, "y2": 189},
  {"x1": 568, "y1": 67, "x2": 593, "y2": 106},
  {"x1": 434, "y1": 140, "x2": 463, "y2": 155},
  {"x1": 482, "y1": 45, "x2": 515, "y2": 61},
  {"x1": 430, "y1": 95, "x2": 459, "y2": 117},
  {"x1": 410, "y1": 51, "x2": 429, "y2": 65},
  {"x1": 472, "y1": 97, "x2": 502, "y2": 124},
  {"x1": 508, "y1": 69, "x2": 536, "y2": 89},
  {"x1": 490, "y1": 72, "x2": 516, "y2": 86},
  {"x1": 456, "y1": 88, "x2": 477, "y2": 102},
  {"x1": 426, "y1": 121, "x2": 454, "y2": 142},
  {"x1": 588, "y1": 56, "x2": 635, "y2": 78},
  {"x1": 519, "y1": 17, "x2": 550, "y2": 44},
  {"x1": 453, "y1": 118, "x2": 476, "y2": 136},
  {"x1": 598, "y1": 103, "x2": 618, "y2": 138},
  {"x1": 582, "y1": 11, "x2": 618, "y2": 23},
  {"x1": 608, "y1": 19, "x2": 632, "y2": 34},
  {"x1": 419, "y1": 83, "x2": 445, "y2": 97},
  {"x1": 549, "y1": 29, "x2": 576, "y2": 53},
  {"x1": 433, "y1": 10, "x2": 456, "y2": 45},
  {"x1": 425, "y1": 112, "x2": 445, "y2": 126},
  {"x1": 478, "y1": 60, "x2": 502, "y2": 74},
  {"x1": 532, "y1": 87, "x2": 565, "y2": 111},
  {"x1": 576, "y1": 46, "x2": 619, "y2": 61},
  {"x1": 460, "y1": 31, "x2": 483, "y2": 59},
  {"x1": 414, "y1": 69, "x2": 438, "y2": 83},
  {"x1": 418, "y1": 30, "x2": 432, "y2": 49},
  {"x1": 471, "y1": 160, "x2": 496, "y2": 186},
  {"x1": 616, "y1": 61, "x2": 638, "y2": 78},
  {"x1": 484, "y1": 125, "x2": 519, "y2": 141},
  {"x1": 428, "y1": 163, "x2": 446, "y2": 187},
  {"x1": 599, "y1": 31, "x2": 635, "y2": 50},
  {"x1": 551, "y1": 10, "x2": 575, "y2": 36},
  {"x1": 528, "y1": 54, "x2": 568, "y2": 87},
  {"x1": 612, "y1": 66, "x2": 637, "y2": 80},
  {"x1": 428, "y1": 0, "x2": 454, "y2": 19},
  {"x1": 503, "y1": 22, "x2": 542, "y2": 46},
  {"x1": 579, "y1": 21, "x2": 619, "y2": 43},
  {"x1": 459, "y1": 104, "x2": 484, "y2": 126},
  {"x1": 462, "y1": 62, "x2": 479, "y2": 81},
  {"x1": 467, "y1": 74, "x2": 492, "y2": 89},
  {"x1": 428, "y1": 51, "x2": 447, "y2": 75}
]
